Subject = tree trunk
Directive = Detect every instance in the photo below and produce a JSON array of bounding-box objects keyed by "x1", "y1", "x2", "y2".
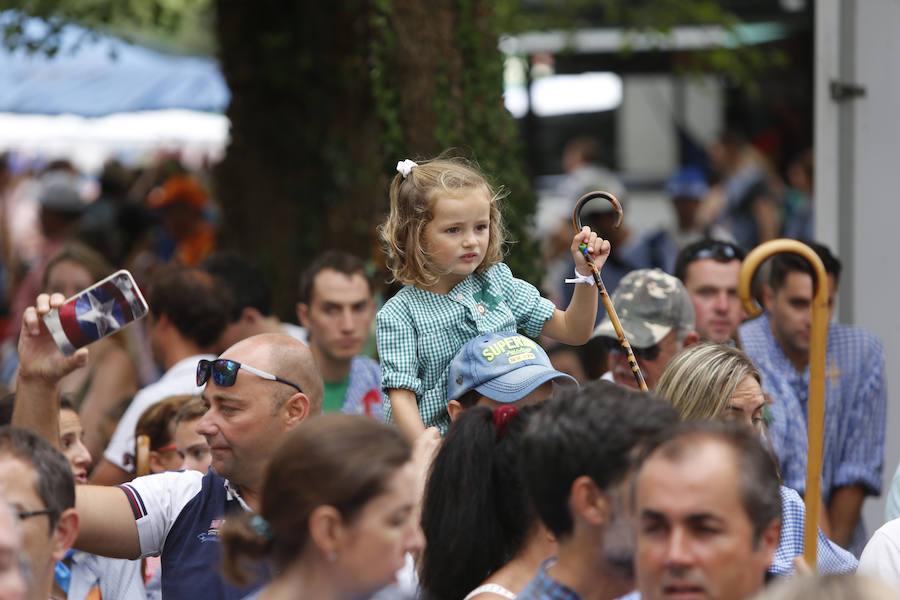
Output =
[{"x1": 213, "y1": 0, "x2": 537, "y2": 317}]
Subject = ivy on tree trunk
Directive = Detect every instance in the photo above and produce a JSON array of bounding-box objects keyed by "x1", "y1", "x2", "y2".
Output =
[{"x1": 213, "y1": 0, "x2": 539, "y2": 317}]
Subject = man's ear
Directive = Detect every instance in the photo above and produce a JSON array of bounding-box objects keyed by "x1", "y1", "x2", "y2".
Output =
[
  {"x1": 681, "y1": 330, "x2": 700, "y2": 349},
  {"x1": 447, "y1": 400, "x2": 463, "y2": 422},
  {"x1": 569, "y1": 475, "x2": 610, "y2": 528},
  {"x1": 756, "y1": 518, "x2": 782, "y2": 564},
  {"x1": 283, "y1": 392, "x2": 311, "y2": 427},
  {"x1": 239, "y1": 306, "x2": 263, "y2": 326},
  {"x1": 50, "y1": 508, "x2": 79, "y2": 561},
  {"x1": 153, "y1": 313, "x2": 172, "y2": 334},
  {"x1": 148, "y1": 451, "x2": 166, "y2": 474},
  {"x1": 297, "y1": 302, "x2": 310, "y2": 329}
]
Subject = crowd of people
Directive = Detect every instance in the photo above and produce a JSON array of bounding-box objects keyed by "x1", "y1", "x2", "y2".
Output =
[{"x1": 0, "y1": 144, "x2": 894, "y2": 600}]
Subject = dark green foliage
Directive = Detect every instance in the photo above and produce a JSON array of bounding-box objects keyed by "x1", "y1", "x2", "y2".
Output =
[{"x1": 213, "y1": 0, "x2": 542, "y2": 316}]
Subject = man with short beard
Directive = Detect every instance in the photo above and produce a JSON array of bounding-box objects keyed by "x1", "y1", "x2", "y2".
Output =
[{"x1": 517, "y1": 380, "x2": 678, "y2": 600}]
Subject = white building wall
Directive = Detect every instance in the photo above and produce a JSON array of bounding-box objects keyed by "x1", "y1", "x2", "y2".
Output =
[{"x1": 816, "y1": 0, "x2": 900, "y2": 535}]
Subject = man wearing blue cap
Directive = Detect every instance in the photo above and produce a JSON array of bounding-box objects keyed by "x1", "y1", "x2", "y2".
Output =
[
  {"x1": 445, "y1": 332, "x2": 577, "y2": 422},
  {"x1": 637, "y1": 166, "x2": 711, "y2": 276}
]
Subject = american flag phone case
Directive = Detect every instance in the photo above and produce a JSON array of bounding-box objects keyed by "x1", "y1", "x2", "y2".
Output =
[{"x1": 43, "y1": 269, "x2": 149, "y2": 355}]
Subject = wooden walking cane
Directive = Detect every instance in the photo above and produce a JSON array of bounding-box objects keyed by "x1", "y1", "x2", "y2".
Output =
[
  {"x1": 572, "y1": 191, "x2": 648, "y2": 392},
  {"x1": 737, "y1": 239, "x2": 829, "y2": 570}
]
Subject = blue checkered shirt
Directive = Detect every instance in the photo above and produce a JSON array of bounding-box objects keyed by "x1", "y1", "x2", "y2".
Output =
[
  {"x1": 771, "y1": 485, "x2": 858, "y2": 575},
  {"x1": 740, "y1": 313, "x2": 886, "y2": 555},
  {"x1": 376, "y1": 262, "x2": 555, "y2": 434},
  {"x1": 518, "y1": 560, "x2": 584, "y2": 600}
]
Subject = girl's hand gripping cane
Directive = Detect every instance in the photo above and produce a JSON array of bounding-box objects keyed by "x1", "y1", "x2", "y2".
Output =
[{"x1": 572, "y1": 191, "x2": 649, "y2": 392}]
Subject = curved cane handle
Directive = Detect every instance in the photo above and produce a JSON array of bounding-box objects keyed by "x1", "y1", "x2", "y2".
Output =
[
  {"x1": 569, "y1": 190, "x2": 647, "y2": 391},
  {"x1": 738, "y1": 239, "x2": 829, "y2": 572},
  {"x1": 572, "y1": 191, "x2": 623, "y2": 233}
]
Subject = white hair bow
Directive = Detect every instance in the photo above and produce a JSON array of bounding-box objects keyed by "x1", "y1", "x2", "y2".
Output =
[{"x1": 396, "y1": 159, "x2": 418, "y2": 179}]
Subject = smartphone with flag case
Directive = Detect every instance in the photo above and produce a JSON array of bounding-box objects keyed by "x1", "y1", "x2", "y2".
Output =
[{"x1": 43, "y1": 269, "x2": 149, "y2": 355}]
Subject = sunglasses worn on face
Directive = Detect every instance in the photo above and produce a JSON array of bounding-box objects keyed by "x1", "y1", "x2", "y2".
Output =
[
  {"x1": 197, "y1": 359, "x2": 303, "y2": 394},
  {"x1": 605, "y1": 339, "x2": 662, "y2": 362}
]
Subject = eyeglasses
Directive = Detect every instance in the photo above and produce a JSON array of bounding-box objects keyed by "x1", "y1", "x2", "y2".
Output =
[
  {"x1": 17, "y1": 508, "x2": 56, "y2": 521},
  {"x1": 604, "y1": 339, "x2": 662, "y2": 362},
  {"x1": 197, "y1": 359, "x2": 303, "y2": 394},
  {"x1": 154, "y1": 443, "x2": 180, "y2": 454},
  {"x1": 682, "y1": 240, "x2": 745, "y2": 264}
]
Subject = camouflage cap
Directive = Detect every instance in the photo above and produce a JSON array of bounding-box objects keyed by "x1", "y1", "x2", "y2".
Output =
[{"x1": 591, "y1": 268, "x2": 695, "y2": 348}]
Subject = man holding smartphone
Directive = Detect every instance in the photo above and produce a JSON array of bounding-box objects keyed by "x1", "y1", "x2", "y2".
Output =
[
  {"x1": 13, "y1": 292, "x2": 324, "y2": 600},
  {"x1": 91, "y1": 266, "x2": 232, "y2": 485}
]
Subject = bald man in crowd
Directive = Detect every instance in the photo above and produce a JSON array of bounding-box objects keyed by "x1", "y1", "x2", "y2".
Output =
[{"x1": 14, "y1": 292, "x2": 323, "y2": 600}]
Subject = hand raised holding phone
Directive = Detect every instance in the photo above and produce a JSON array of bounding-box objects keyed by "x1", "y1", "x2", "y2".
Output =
[{"x1": 42, "y1": 270, "x2": 149, "y2": 355}]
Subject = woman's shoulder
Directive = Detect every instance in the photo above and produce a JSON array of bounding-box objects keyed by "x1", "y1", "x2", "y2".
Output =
[{"x1": 462, "y1": 583, "x2": 516, "y2": 600}]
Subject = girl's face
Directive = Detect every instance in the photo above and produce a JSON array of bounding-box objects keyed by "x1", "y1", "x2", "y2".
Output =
[
  {"x1": 422, "y1": 190, "x2": 491, "y2": 293},
  {"x1": 45, "y1": 259, "x2": 93, "y2": 299},
  {"x1": 59, "y1": 408, "x2": 92, "y2": 484},
  {"x1": 334, "y1": 461, "x2": 424, "y2": 595}
]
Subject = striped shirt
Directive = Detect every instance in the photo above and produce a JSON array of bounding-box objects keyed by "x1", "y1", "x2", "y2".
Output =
[
  {"x1": 376, "y1": 262, "x2": 556, "y2": 433},
  {"x1": 740, "y1": 313, "x2": 886, "y2": 555}
]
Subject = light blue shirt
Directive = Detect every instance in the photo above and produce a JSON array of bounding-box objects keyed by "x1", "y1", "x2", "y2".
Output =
[
  {"x1": 740, "y1": 313, "x2": 886, "y2": 555},
  {"x1": 772, "y1": 485, "x2": 858, "y2": 574}
]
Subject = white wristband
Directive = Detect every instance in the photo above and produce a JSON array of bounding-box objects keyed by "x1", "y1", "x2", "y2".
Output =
[{"x1": 565, "y1": 270, "x2": 595, "y2": 285}]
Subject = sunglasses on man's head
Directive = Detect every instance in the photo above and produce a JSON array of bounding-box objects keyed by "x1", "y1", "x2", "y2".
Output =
[
  {"x1": 683, "y1": 240, "x2": 745, "y2": 264},
  {"x1": 196, "y1": 359, "x2": 303, "y2": 394},
  {"x1": 604, "y1": 339, "x2": 662, "y2": 362}
]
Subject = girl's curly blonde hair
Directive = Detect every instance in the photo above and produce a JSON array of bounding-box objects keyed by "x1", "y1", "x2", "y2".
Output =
[{"x1": 378, "y1": 157, "x2": 507, "y2": 288}]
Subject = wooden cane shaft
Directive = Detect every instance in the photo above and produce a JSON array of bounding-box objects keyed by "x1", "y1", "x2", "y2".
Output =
[
  {"x1": 737, "y1": 239, "x2": 829, "y2": 571},
  {"x1": 601, "y1": 291, "x2": 649, "y2": 392},
  {"x1": 586, "y1": 261, "x2": 649, "y2": 392},
  {"x1": 572, "y1": 190, "x2": 647, "y2": 391}
]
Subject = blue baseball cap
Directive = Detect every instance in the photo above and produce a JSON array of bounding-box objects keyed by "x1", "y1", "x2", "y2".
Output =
[
  {"x1": 665, "y1": 166, "x2": 708, "y2": 199},
  {"x1": 447, "y1": 332, "x2": 578, "y2": 403}
]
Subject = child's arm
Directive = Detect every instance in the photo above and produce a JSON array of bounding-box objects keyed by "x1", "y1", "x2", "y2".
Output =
[
  {"x1": 377, "y1": 301, "x2": 428, "y2": 444},
  {"x1": 389, "y1": 388, "x2": 426, "y2": 443},
  {"x1": 541, "y1": 226, "x2": 610, "y2": 345}
]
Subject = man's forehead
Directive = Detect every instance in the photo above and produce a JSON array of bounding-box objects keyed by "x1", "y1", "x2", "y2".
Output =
[
  {"x1": 685, "y1": 258, "x2": 740, "y2": 284},
  {"x1": 637, "y1": 441, "x2": 739, "y2": 499},
  {"x1": 202, "y1": 388, "x2": 250, "y2": 405},
  {"x1": 0, "y1": 455, "x2": 40, "y2": 505},
  {"x1": 311, "y1": 269, "x2": 372, "y2": 301}
]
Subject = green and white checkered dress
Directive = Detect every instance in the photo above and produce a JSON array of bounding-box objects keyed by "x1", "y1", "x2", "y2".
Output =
[{"x1": 376, "y1": 262, "x2": 556, "y2": 433}]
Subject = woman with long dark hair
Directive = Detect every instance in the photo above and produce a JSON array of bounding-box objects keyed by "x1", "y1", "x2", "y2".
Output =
[{"x1": 420, "y1": 403, "x2": 554, "y2": 600}]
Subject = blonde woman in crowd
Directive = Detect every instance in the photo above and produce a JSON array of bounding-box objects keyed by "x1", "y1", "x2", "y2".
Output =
[{"x1": 655, "y1": 342, "x2": 857, "y2": 576}]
